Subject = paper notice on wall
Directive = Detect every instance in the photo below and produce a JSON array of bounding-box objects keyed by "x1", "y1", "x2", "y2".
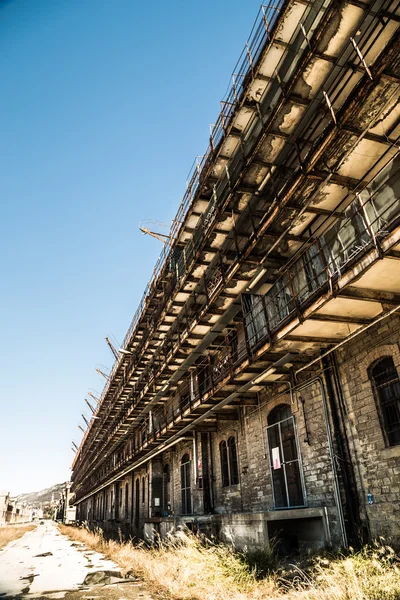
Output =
[{"x1": 272, "y1": 447, "x2": 281, "y2": 470}]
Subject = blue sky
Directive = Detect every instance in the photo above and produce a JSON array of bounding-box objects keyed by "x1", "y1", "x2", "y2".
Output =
[{"x1": 0, "y1": 0, "x2": 261, "y2": 495}]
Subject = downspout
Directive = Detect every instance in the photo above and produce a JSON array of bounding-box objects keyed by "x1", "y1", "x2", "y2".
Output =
[
  {"x1": 193, "y1": 431, "x2": 198, "y2": 483},
  {"x1": 322, "y1": 354, "x2": 359, "y2": 544},
  {"x1": 171, "y1": 451, "x2": 175, "y2": 517},
  {"x1": 257, "y1": 392, "x2": 268, "y2": 459},
  {"x1": 295, "y1": 376, "x2": 348, "y2": 549},
  {"x1": 330, "y1": 350, "x2": 371, "y2": 541},
  {"x1": 208, "y1": 432, "x2": 215, "y2": 511}
]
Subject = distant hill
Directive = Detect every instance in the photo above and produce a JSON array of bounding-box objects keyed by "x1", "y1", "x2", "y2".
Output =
[{"x1": 14, "y1": 483, "x2": 65, "y2": 506}]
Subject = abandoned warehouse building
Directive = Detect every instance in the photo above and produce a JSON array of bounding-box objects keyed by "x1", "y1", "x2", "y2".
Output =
[{"x1": 71, "y1": 0, "x2": 400, "y2": 552}]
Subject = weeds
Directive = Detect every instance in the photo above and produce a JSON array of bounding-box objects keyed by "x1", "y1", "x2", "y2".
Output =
[
  {"x1": 239, "y1": 538, "x2": 279, "y2": 579},
  {"x1": 58, "y1": 524, "x2": 400, "y2": 600},
  {"x1": 0, "y1": 524, "x2": 35, "y2": 549}
]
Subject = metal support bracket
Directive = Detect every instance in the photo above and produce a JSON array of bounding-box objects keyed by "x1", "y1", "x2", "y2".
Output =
[
  {"x1": 323, "y1": 91, "x2": 337, "y2": 125},
  {"x1": 350, "y1": 37, "x2": 373, "y2": 81}
]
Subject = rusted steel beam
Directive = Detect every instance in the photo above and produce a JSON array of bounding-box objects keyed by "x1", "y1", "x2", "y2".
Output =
[
  {"x1": 309, "y1": 313, "x2": 372, "y2": 325},
  {"x1": 308, "y1": 170, "x2": 362, "y2": 189},
  {"x1": 285, "y1": 334, "x2": 343, "y2": 344},
  {"x1": 340, "y1": 286, "x2": 400, "y2": 305}
]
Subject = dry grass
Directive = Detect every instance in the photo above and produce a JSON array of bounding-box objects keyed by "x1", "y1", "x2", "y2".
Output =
[
  {"x1": 0, "y1": 524, "x2": 36, "y2": 549},
  {"x1": 58, "y1": 524, "x2": 400, "y2": 600}
]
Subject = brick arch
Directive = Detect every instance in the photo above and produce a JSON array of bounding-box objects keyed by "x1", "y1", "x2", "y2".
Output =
[
  {"x1": 360, "y1": 343, "x2": 400, "y2": 379},
  {"x1": 262, "y1": 394, "x2": 292, "y2": 426},
  {"x1": 268, "y1": 403, "x2": 293, "y2": 425},
  {"x1": 181, "y1": 451, "x2": 191, "y2": 463},
  {"x1": 219, "y1": 428, "x2": 239, "y2": 442},
  {"x1": 357, "y1": 343, "x2": 400, "y2": 447}
]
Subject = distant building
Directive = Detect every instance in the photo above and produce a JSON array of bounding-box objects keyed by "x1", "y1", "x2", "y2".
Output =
[
  {"x1": 31, "y1": 508, "x2": 43, "y2": 521},
  {"x1": 63, "y1": 482, "x2": 76, "y2": 524},
  {"x1": 0, "y1": 492, "x2": 33, "y2": 525},
  {"x1": 0, "y1": 492, "x2": 11, "y2": 526},
  {"x1": 71, "y1": 0, "x2": 400, "y2": 552},
  {"x1": 54, "y1": 482, "x2": 76, "y2": 524}
]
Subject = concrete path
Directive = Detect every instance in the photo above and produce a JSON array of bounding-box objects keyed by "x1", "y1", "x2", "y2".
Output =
[{"x1": 0, "y1": 521, "x2": 153, "y2": 599}]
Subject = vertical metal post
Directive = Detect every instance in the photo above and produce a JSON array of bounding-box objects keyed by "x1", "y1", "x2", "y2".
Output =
[
  {"x1": 350, "y1": 37, "x2": 373, "y2": 80},
  {"x1": 278, "y1": 421, "x2": 290, "y2": 507},
  {"x1": 209, "y1": 124, "x2": 215, "y2": 152},
  {"x1": 232, "y1": 74, "x2": 238, "y2": 103},
  {"x1": 323, "y1": 91, "x2": 337, "y2": 125},
  {"x1": 357, "y1": 192, "x2": 383, "y2": 258},
  {"x1": 261, "y1": 294, "x2": 273, "y2": 347},
  {"x1": 246, "y1": 41, "x2": 254, "y2": 73},
  {"x1": 261, "y1": 5, "x2": 271, "y2": 41}
]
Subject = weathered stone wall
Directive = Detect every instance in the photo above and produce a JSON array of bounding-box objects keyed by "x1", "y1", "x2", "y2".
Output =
[
  {"x1": 206, "y1": 381, "x2": 342, "y2": 546},
  {"x1": 77, "y1": 313, "x2": 400, "y2": 548},
  {"x1": 335, "y1": 311, "x2": 400, "y2": 544}
]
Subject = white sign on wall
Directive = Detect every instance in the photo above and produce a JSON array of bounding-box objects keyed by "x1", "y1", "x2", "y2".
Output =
[{"x1": 272, "y1": 447, "x2": 281, "y2": 470}]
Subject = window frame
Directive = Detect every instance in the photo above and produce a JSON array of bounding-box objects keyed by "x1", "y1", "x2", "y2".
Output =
[
  {"x1": 220, "y1": 441, "x2": 230, "y2": 487},
  {"x1": 125, "y1": 483, "x2": 129, "y2": 519},
  {"x1": 180, "y1": 453, "x2": 192, "y2": 515},
  {"x1": 267, "y1": 404, "x2": 306, "y2": 510},
  {"x1": 369, "y1": 356, "x2": 400, "y2": 448},
  {"x1": 219, "y1": 436, "x2": 239, "y2": 487},
  {"x1": 228, "y1": 436, "x2": 239, "y2": 485}
]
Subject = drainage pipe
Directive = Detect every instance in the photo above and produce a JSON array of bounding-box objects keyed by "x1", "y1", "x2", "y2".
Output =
[{"x1": 295, "y1": 376, "x2": 348, "y2": 549}]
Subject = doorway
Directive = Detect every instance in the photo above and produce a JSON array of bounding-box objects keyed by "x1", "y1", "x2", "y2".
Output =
[{"x1": 267, "y1": 405, "x2": 306, "y2": 509}]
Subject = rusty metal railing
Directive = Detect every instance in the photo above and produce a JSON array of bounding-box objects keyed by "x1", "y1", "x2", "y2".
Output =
[
  {"x1": 74, "y1": 3, "x2": 285, "y2": 466},
  {"x1": 243, "y1": 155, "x2": 400, "y2": 350},
  {"x1": 120, "y1": 1, "x2": 284, "y2": 349},
  {"x1": 76, "y1": 0, "x2": 399, "y2": 474}
]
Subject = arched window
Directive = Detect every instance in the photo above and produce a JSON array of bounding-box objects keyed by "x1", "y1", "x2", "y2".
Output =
[
  {"x1": 180, "y1": 453, "x2": 192, "y2": 515},
  {"x1": 228, "y1": 437, "x2": 239, "y2": 485},
  {"x1": 142, "y1": 476, "x2": 146, "y2": 503},
  {"x1": 267, "y1": 404, "x2": 305, "y2": 509},
  {"x1": 268, "y1": 404, "x2": 292, "y2": 425},
  {"x1": 220, "y1": 441, "x2": 229, "y2": 487},
  {"x1": 369, "y1": 356, "x2": 400, "y2": 447},
  {"x1": 125, "y1": 484, "x2": 129, "y2": 519},
  {"x1": 219, "y1": 437, "x2": 239, "y2": 486}
]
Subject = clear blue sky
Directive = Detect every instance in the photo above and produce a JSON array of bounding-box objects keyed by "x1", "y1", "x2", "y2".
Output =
[{"x1": 0, "y1": 0, "x2": 261, "y2": 495}]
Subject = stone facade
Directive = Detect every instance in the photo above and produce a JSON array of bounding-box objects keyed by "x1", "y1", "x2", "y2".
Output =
[
  {"x1": 335, "y1": 312, "x2": 400, "y2": 542},
  {"x1": 77, "y1": 316, "x2": 400, "y2": 550},
  {"x1": 72, "y1": 0, "x2": 400, "y2": 554}
]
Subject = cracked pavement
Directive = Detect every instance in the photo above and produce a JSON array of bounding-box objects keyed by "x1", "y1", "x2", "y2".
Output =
[{"x1": 0, "y1": 521, "x2": 153, "y2": 600}]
